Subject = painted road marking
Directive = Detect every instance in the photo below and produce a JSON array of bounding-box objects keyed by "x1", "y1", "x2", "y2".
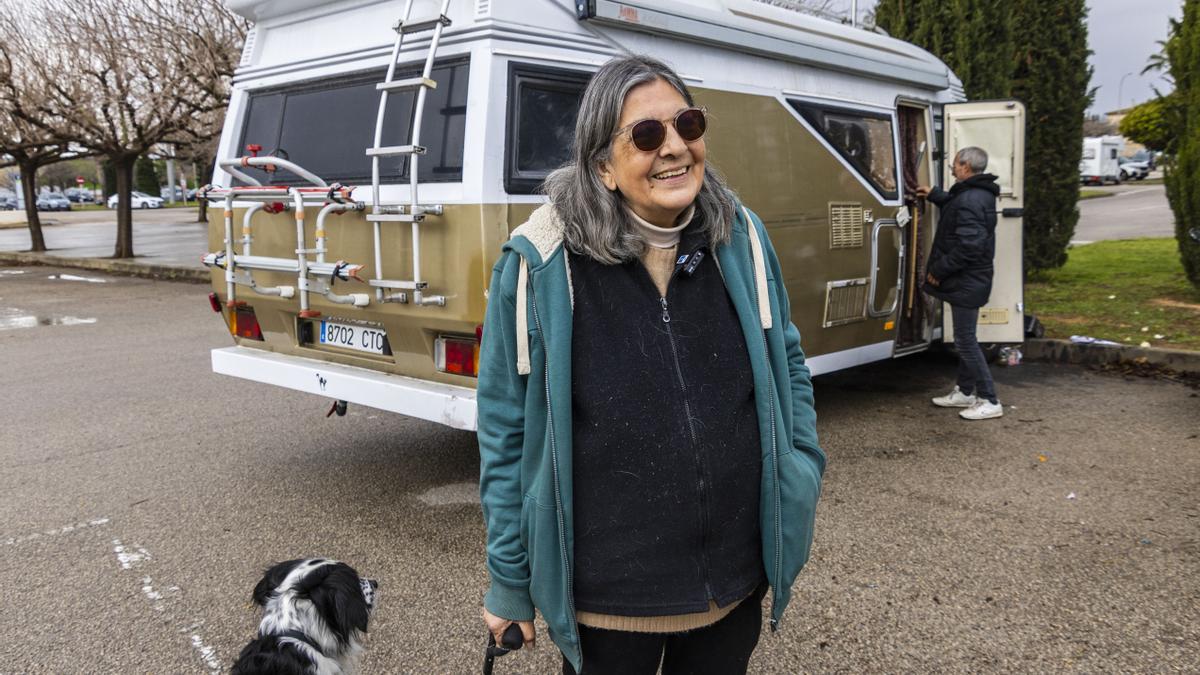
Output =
[
  {"x1": 1113, "y1": 187, "x2": 1159, "y2": 198},
  {"x1": 110, "y1": 538, "x2": 220, "y2": 672},
  {"x1": 2, "y1": 517, "x2": 111, "y2": 546},
  {"x1": 47, "y1": 274, "x2": 108, "y2": 283}
]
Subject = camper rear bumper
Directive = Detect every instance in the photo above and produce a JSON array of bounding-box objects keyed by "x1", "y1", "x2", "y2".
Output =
[{"x1": 211, "y1": 346, "x2": 478, "y2": 430}]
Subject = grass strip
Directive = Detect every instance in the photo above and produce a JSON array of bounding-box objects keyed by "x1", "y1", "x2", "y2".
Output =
[{"x1": 1026, "y1": 238, "x2": 1200, "y2": 351}]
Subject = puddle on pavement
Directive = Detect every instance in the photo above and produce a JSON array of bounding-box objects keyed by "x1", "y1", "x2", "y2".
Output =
[
  {"x1": 0, "y1": 307, "x2": 98, "y2": 331},
  {"x1": 47, "y1": 274, "x2": 108, "y2": 283}
]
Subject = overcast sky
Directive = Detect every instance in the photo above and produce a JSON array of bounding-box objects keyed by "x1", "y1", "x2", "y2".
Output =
[{"x1": 819, "y1": 0, "x2": 1181, "y2": 115}]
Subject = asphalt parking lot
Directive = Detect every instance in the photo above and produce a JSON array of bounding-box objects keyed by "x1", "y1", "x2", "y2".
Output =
[{"x1": 0, "y1": 269, "x2": 1196, "y2": 673}]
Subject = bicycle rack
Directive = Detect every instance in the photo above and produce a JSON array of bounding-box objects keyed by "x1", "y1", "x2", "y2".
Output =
[{"x1": 202, "y1": 153, "x2": 370, "y2": 314}]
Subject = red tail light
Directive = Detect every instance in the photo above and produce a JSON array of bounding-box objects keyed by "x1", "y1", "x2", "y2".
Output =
[
  {"x1": 208, "y1": 292, "x2": 222, "y2": 313},
  {"x1": 231, "y1": 306, "x2": 264, "y2": 341},
  {"x1": 435, "y1": 335, "x2": 480, "y2": 377}
]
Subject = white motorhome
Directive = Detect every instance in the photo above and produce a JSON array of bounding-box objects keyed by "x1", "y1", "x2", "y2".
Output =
[
  {"x1": 1079, "y1": 135, "x2": 1123, "y2": 185},
  {"x1": 205, "y1": 0, "x2": 1026, "y2": 429}
]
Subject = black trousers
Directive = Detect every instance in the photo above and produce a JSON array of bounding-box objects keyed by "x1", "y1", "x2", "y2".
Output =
[
  {"x1": 950, "y1": 304, "x2": 997, "y2": 403},
  {"x1": 562, "y1": 590, "x2": 764, "y2": 675}
]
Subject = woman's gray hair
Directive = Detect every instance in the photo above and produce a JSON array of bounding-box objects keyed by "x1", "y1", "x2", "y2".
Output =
[
  {"x1": 956, "y1": 146, "x2": 989, "y2": 174},
  {"x1": 542, "y1": 55, "x2": 737, "y2": 264}
]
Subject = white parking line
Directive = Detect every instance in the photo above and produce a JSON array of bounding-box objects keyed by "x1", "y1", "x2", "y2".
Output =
[
  {"x1": 2, "y1": 517, "x2": 111, "y2": 546},
  {"x1": 112, "y1": 539, "x2": 152, "y2": 569},
  {"x1": 111, "y1": 538, "x2": 221, "y2": 671},
  {"x1": 191, "y1": 633, "x2": 222, "y2": 672},
  {"x1": 1113, "y1": 187, "x2": 1159, "y2": 198}
]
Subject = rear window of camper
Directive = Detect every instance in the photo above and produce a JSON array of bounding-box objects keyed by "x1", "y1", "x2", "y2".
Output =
[
  {"x1": 235, "y1": 58, "x2": 470, "y2": 186},
  {"x1": 505, "y1": 64, "x2": 591, "y2": 194},
  {"x1": 790, "y1": 101, "x2": 898, "y2": 201}
]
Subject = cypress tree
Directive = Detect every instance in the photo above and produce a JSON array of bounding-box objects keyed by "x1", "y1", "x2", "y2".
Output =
[
  {"x1": 878, "y1": 0, "x2": 1088, "y2": 273},
  {"x1": 134, "y1": 156, "x2": 159, "y2": 195},
  {"x1": 1011, "y1": 0, "x2": 1091, "y2": 271},
  {"x1": 958, "y1": 0, "x2": 1014, "y2": 100},
  {"x1": 874, "y1": 0, "x2": 1013, "y2": 100},
  {"x1": 1164, "y1": 0, "x2": 1200, "y2": 287},
  {"x1": 872, "y1": 0, "x2": 921, "y2": 41}
]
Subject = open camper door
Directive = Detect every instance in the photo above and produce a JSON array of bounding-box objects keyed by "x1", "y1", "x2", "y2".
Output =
[{"x1": 941, "y1": 101, "x2": 1026, "y2": 344}]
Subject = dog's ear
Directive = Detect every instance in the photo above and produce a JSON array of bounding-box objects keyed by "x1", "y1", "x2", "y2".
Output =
[
  {"x1": 252, "y1": 559, "x2": 305, "y2": 607},
  {"x1": 305, "y1": 563, "x2": 370, "y2": 644}
]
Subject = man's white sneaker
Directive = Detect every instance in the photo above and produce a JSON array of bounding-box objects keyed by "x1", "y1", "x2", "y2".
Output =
[
  {"x1": 960, "y1": 400, "x2": 1003, "y2": 420},
  {"x1": 932, "y1": 386, "x2": 977, "y2": 408}
]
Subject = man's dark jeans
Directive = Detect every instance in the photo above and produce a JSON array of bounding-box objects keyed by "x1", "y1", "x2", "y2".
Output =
[{"x1": 951, "y1": 304, "x2": 997, "y2": 404}]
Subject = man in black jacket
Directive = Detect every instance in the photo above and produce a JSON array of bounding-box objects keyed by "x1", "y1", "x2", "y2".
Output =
[{"x1": 916, "y1": 146, "x2": 1003, "y2": 420}]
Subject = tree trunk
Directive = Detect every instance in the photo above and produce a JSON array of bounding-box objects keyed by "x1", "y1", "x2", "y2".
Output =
[
  {"x1": 113, "y1": 156, "x2": 136, "y2": 258},
  {"x1": 19, "y1": 160, "x2": 46, "y2": 253},
  {"x1": 195, "y1": 154, "x2": 210, "y2": 223},
  {"x1": 95, "y1": 157, "x2": 107, "y2": 200}
]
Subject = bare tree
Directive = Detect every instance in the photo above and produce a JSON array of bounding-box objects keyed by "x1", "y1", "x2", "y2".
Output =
[
  {"x1": 0, "y1": 15, "x2": 68, "y2": 253},
  {"x1": 1, "y1": 0, "x2": 245, "y2": 258}
]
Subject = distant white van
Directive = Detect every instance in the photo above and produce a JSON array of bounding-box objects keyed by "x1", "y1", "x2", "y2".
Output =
[{"x1": 1079, "y1": 135, "x2": 1123, "y2": 185}]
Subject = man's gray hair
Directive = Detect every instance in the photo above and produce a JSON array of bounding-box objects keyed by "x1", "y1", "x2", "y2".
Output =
[
  {"x1": 956, "y1": 146, "x2": 989, "y2": 174},
  {"x1": 542, "y1": 55, "x2": 736, "y2": 264}
]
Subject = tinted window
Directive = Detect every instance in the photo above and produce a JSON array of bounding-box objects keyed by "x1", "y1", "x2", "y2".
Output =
[
  {"x1": 505, "y1": 64, "x2": 591, "y2": 194},
  {"x1": 789, "y1": 100, "x2": 899, "y2": 200},
  {"x1": 235, "y1": 58, "x2": 469, "y2": 186}
]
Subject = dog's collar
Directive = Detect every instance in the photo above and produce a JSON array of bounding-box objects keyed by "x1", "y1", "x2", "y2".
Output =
[{"x1": 271, "y1": 629, "x2": 325, "y2": 655}]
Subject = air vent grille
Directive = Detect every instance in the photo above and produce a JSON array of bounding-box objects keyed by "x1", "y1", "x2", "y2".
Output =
[
  {"x1": 823, "y1": 278, "x2": 869, "y2": 327},
  {"x1": 239, "y1": 28, "x2": 257, "y2": 67},
  {"x1": 475, "y1": 0, "x2": 491, "y2": 18},
  {"x1": 829, "y1": 202, "x2": 864, "y2": 249}
]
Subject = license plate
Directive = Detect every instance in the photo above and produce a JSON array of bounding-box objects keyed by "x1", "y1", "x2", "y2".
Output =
[{"x1": 319, "y1": 320, "x2": 388, "y2": 355}]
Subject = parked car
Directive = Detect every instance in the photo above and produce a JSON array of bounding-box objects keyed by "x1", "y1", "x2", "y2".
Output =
[
  {"x1": 107, "y1": 191, "x2": 164, "y2": 209},
  {"x1": 1118, "y1": 157, "x2": 1150, "y2": 181},
  {"x1": 1128, "y1": 150, "x2": 1156, "y2": 170},
  {"x1": 64, "y1": 187, "x2": 96, "y2": 203},
  {"x1": 160, "y1": 186, "x2": 187, "y2": 201},
  {"x1": 0, "y1": 196, "x2": 17, "y2": 211},
  {"x1": 36, "y1": 193, "x2": 72, "y2": 211}
]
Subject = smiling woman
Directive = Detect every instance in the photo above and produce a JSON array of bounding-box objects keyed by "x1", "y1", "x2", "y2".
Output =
[{"x1": 476, "y1": 55, "x2": 825, "y2": 675}]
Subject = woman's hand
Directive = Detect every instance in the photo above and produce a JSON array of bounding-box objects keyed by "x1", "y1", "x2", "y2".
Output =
[
  {"x1": 482, "y1": 607, "x2": 536, "y2": 649},
  {"x1": 915, "y1": 184, "x2": 931, "y2": 198}
]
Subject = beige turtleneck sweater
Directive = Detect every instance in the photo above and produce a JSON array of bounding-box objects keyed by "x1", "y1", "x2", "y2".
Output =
[
  {"x1": 573, "y1": 204, "x2": 749, "y2": 634},
  {"x1": 629, "y1": 205, "x2": 692, "y2": 297}
]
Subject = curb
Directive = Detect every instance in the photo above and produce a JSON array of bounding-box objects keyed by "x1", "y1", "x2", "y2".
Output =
[
  {"x1": 1023, "y1": 338, "x2": 1200, "y2": 378},
  {"x1": 0, "y1": 251, "x2": 209, "y2": 284}
]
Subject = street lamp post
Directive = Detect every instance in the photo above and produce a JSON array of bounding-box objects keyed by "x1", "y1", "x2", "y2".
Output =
[{"x1": 1117, "y1": 72, "x2": 1134, "y2": 112}]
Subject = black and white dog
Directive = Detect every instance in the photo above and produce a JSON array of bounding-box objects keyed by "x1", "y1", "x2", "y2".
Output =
[{"x1": 232, "y1": 558, "x2": 378, "y2": 675}]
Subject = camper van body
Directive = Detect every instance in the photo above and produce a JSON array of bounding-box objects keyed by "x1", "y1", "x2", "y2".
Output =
[
  {"x1": 207, "y1": 0, "x2": 1026, "y2": 430},
  {"x1": 1079, "y1": 135, "x2": 1123, "y2": 185}
]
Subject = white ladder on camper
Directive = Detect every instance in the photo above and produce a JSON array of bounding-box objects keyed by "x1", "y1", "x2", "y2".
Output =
[{"x1": 366, "y1": 0, "x2": 453, "y2": 306}]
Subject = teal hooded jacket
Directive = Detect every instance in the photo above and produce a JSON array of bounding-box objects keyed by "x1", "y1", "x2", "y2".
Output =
[{"x1": 478, "y1": 201, "x2": 825, "y2": 672}]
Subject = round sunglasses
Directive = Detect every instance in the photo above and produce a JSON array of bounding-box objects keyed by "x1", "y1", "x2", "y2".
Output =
[{"x1": 613, "y1": 107, "x2": 708, "y2": 152}]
